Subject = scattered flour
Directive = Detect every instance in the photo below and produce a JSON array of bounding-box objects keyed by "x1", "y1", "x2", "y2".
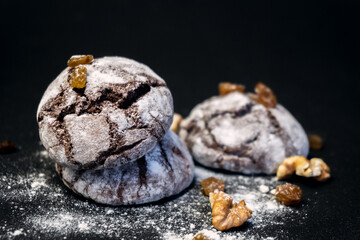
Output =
[
  {"x1": 0, "y1": 149, "x2": 305, "y2": 239},
  {"x1": 106, "y1": 210, "x2": 114, "y2": 215},
  {"x1": 11, "y1": 229, "x2": 24, "y2": 236}
]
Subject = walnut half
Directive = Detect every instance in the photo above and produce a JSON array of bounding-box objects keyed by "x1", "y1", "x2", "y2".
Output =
[{"x1": 209, "y1": 191, "x2": 252, "y2": 231}]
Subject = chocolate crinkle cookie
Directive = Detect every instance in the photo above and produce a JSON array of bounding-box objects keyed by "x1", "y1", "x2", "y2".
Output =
[
  {"x1": 56, "y1": 130, "x2": 194, "y2": 205},
  {"x1": 179, "y1": 91, "x2": 309, "y2": 174},
  {"x1": 37, "y1": 56, "x2": 173, "y2": 170}
]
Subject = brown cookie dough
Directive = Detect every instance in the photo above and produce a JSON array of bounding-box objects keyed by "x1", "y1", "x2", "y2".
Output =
[
  {"x1": 37, "y1": 57, "x2": 173, "y2": 170},
  {"x1": 56, "y1": 131, "x2": 194, "y2": 205},
  {"x1": 179, "y1": 92, "x2": 309, "y2": 174}
]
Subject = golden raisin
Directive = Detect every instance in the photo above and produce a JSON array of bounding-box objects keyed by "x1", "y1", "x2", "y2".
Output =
[
  {"x1": 170, "y1": 113, "x2": 183, "y2": 134},
  {"x1": 254, "y1": 82, "x2": 277, "y2": 108},
  {"x1": 201, "y1": 177, "x2": 225, "y2": 196},
  {"x1": 219, "y1": 82, "x2": 245, "y2": 96},
  {"x1": 70, "y1": 66, "x2": 87, "y2": 89},
  {"x1": 0, "y1": 140, "x2": 16, "y2": 154},
  {"x1": 275, "y1": 183, "x2": 302, "y2": 206},
  {"x1": 193, "y1": 233, "x2": 213, "y2": 240},
  {"x1": 307, "y1": 134, "x2": 323, "y2": 150},
  {"x1": 67, "y1": 55, "x2": 93, "y2": 67}
]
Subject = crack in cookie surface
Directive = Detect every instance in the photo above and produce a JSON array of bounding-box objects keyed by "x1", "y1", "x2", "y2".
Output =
[
  {"x1": 266, "y1": 109, "x2": 296, "y2": 156},
  {"x1": 55, "y1": 131, "x2": 194, "y2": 205}
]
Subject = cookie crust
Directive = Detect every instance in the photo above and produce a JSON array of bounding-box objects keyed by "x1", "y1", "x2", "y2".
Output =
[{"x1": 56, "y1": 131, "x2": 194, "y2": 205}]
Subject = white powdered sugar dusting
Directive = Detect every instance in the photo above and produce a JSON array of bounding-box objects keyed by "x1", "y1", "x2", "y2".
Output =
[{"x1": 0, "y1": 148, "x2": 307, "y2": 239}]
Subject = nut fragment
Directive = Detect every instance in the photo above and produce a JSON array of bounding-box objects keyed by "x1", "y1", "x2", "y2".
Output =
[
  {"x1": 307, "y1": 134, "x2": 323, "y2": 150},
  {"x1": 254, "y1": 82, "x2": 277, "y2": 108},
  {"x1": 219, "y1": 82, "x2": 245, "y2": 96},
  {"x1": 201, "y1": 177, "x2": 225, "y2": 196},
  {"x1": 170, "y1": 113, "x2": 183, "y2": 134},
  {"x1": 70, "y1": 66, "x2": 87, "y2": 89},
  {"x1": 192, "y1": 232, "x2": 214, "y2": 240},
  {"x1": 209, "y1": 191, "x2": 252, "y2": 231},
  {"x1": 309, "y1": 158, "x2": 330, "y2": 181},
  {"x1": 67, "y1": 55, "x2": 93, "y2": 67},
  {"x1": 277, "y1": 156, "x2": 309, "y2": 180},
  {"x1": 0, "y1": 140, "x2": 16, "y2": 154},
  {"x1": 275, "y1": 183, "x2": 302, "y2": 206},
  {"x1": 277, "y1": 156, "x2": 330, "y2": 181}
]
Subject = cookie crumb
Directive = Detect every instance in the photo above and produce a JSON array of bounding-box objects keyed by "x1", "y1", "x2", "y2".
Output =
[
  {"x1": 106, "y1": 210, "x2": 114, "y2": 215},
  {"x1": 259, "y1": 185, "x2": 270, "y2": 193}
]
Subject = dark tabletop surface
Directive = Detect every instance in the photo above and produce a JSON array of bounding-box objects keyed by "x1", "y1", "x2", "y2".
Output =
[{"x1": 0, "y1": 1, "x2": 360, "y2": 239}]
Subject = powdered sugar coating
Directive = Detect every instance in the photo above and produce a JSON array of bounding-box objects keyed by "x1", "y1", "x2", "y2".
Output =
[
  {"x1": 179, "y1": 92, "x2": 308, "y2": 174},
  {"x1": 37, "y1": 56, "x2": 173, "y2": 170},
  {"x1": 56, "y1": 131, "x2": 195, "y2": 205}
]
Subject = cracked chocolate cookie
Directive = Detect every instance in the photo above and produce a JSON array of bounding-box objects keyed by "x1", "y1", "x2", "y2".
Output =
[
  {"x1": 37, "y1": 56, "x2": 173, "y2": 170},
  {"x1": 56, "y1": 130, "x2": 194, "y2": 205},
  {"x1": 179, "y1": 92, "x2": 309, "y2": 174}
]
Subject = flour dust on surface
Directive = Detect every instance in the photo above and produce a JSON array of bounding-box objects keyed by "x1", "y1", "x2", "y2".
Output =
[{"x1": 0, "y1": 148, "x2": 308, "y2": 239}]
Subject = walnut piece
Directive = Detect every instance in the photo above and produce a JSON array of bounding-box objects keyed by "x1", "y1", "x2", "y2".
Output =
[
  {"x1": 309, "y1": 158, "x2": 330, "y2": 181},
  {"x1": 277, "y1": 156, "x2": 309, "y2": 179},
  {"x1": 307, "y1": 134, "x2": 323, "y2": 150},
  {"x1": 192, "y1": 232, "x2": 213, "y2": 240},
  {"x1": 67, "y1": 55, "x2": 93, "y2": 67},
  {"x1": 219, "y1": 82, "x2": 245, "y2": 96},
  {"x1": 170, "y1": 113, "x2": 183, "y2": 134},
  {"x1": 275, "y1": 183, "x2": 302, "y2": 206},
  {"x1": 277, "y1": 156, "x2": 330, "y2": 181},
  {"x1": 254, "y1": 82, "x2": 277, "y2": 108},
  {"x1": 70, "y1": 66, "x2": 87, "y2": 89},
  {"x1": 209, "y1": 191, "x2": 252, "y2": 231},
  {"x1": 201, "y1": 177, "x2": 225, "y2": 196}
]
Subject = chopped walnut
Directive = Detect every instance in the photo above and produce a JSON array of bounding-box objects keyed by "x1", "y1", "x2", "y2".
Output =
[
  {"x1": 275, "y1": 183, "x2": 302, "y2": 206},
  {"x1": 219, "y1": 82, "x2": 245, "y2": 96},
  {"x1": 201, "y1": 177, "x2": 225, "y2": 196},
  {"x1": 67, "y1": 55, "x2": 93, "y2": 67},
  {"x1": 309, "y1": 158, "x2": 330, "y2": 181},
  {"x1": 0, "y1": 140, "x2": 16, "y2": 154},
  {"x1": 277, "y1": 156, "x2": 330, "y2": 181},
  {"x1": 277, "y1": 156, "x2": 309, "y2": 180},
  {"x1": 70, "y1": 66, "x2": 87, "y2": 89},
  {"x1": 307, "y1": 134, "x2": 323, "y2": 150},
  {"x1": 209, "y1": 191, "x2": 252, "y2": 231},
  {"x1": 192, "y1": 232, "x2": 213, "y2": 240},
  {"x1": 170, "y1": 113, "x2": 183, "y2": 134},
  {"x1": 254, "y1": 82, "x2": 277, "y2": 108}
]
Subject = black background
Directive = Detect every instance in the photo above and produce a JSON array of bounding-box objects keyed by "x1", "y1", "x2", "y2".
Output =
[{"x1": 1, "y1": 1, "x2": 359, "y2": 239}]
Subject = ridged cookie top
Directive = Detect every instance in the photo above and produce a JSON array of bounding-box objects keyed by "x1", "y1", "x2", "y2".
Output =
[
  {"x1": 37, "y1": 57, "x2": 174, "y2": 170},
  {"x1": 180, "y1": 92, "x2": 308, "y2": 174}
]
